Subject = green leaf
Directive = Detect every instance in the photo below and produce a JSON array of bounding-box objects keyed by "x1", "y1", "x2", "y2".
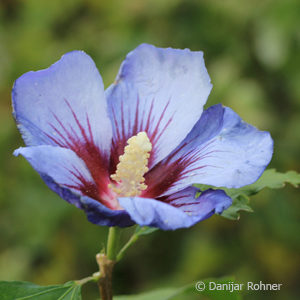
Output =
[
  {"x1": 228, "y1": 169, "x2": 300, "y2": 197},
  {"x1": 220, "y1": 195, "x2": 253, "y2": 220},
  {"x1": 195, "y1": 169, "x2": 300, "y2": 220},
  {"x1": 0, "y1": 281, "x2": 81, "y2": 300},
  {"x1": 134, "y1": 226, "x2": 159, "y2": 236},
  {"x1": 115, "y1": 278, "x2": 241, "y2": 300}
]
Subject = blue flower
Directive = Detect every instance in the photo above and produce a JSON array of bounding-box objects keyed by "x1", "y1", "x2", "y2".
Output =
[{"x1": 12, "y1": 44, "x2": 273, "y2": 230}]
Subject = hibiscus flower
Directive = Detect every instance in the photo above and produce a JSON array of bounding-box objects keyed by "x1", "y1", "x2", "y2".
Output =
[{"x1": 13, "y1": 44, "x2": 273, "y2": 230}]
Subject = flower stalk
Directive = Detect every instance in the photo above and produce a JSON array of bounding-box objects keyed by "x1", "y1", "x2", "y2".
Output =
[{"x1": 107, "y1": 227, "x2": 121, "y2": 260}]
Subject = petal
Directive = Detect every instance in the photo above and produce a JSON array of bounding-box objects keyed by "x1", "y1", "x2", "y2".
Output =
[
  {"x1": 106, "y1": 44, "x2": 212, "y2": 171},
  {"x1": 80, "y1": 196, "x2": 134, "y2": 227},
  {"x1": 14, "y1": 145, "x2": 116, "y2": 209},
  {"x1": 160, "y1": 187, "x2": 232, "y2": 217},
  {"x1": 14, "y1": 145, "x2": 134, "y2": 227},
  {"x1": 144, "y1": 104, "x2": 273, "y2": 197},
  {"x1": 119, "y1": 197, "x2": 196, "y2": 230},
  {"x1": 14, "y1": 145, "x2": 93, "y2": 208},
  {"x1": 12, "y1": 51, "x2": 112, "y2": 157},
  {"x1": 119, "y1": 187, "x2": 231, "y2": 230}
]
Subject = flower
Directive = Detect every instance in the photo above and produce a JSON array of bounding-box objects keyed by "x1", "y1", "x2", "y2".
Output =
[{"x1": 12, "y1": 44, "x2": 273, "y2": 230}]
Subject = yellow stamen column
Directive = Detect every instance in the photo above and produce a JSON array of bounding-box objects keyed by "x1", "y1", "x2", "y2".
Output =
[{"x1": 109, "y1": 131, "x2": 152, "y2": 197}]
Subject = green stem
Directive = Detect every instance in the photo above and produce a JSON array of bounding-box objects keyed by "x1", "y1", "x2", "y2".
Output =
[
  {"x1": 116, "y1": 233, "x2": 139, "y2": 262},
  {"x1": 75, "y1": 273, "x2": 99, "y2": 286},
  {"x1": 107, "y1": 226, "x2": 121, "y2": 260}
]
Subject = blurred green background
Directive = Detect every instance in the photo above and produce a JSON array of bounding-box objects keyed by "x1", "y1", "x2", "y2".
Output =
[{"x1": 0, "y1": 0, "x2": 299, "y2": 299}]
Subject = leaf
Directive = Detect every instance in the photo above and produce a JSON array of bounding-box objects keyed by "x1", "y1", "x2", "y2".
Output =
[
  {"x1": 195, "y1": 169, "x2": 300, "y2": 220},
  {"x1": 0, "y1": 281, "x2": 81, "y2": 300},
  {"x1": 134, "y1": 226, "x2": 159, "y2": 236},
  {"x1": 115, "y1": 277, "x2": 241, "y2": 300},
  {"x1": 228, "y1": 169, "x2": 300, "y2": 197},
  {"x1": 220, "y1": 195, "x2": 253, "y2": 220}
]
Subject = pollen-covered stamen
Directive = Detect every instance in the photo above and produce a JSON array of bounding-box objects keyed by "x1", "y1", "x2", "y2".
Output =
[{"x1": 109, "y1": 132, "x2": 152, "y2": 197}]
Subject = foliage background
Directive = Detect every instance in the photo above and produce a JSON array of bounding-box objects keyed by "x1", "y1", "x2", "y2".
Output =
[{"x1": 0, "y1": 0, "x2": 299, "y2": 299}]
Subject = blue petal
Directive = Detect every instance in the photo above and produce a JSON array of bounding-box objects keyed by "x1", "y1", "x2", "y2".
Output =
[
  {"x1": 80, "y1": 196, "x2": 134, "y2": 227},
  {"x1": 163, "y1": 187, "x2": 232, "y2": 216},
  {"x1": 14, "y1": 145, "x2": 133, "y2": 227},
  {"x1": 106, "y1": 44, "x2": 212, "y2": 169},
  {"x1": 12, "y1": 51, "x2": 112, "y2": 156},
  {"x1": 14, "y1": 146, "x2": 93, "y2": 207},
  {"x1": 119, "y1": 187, "x2": 231, "y2": 230},
  {"x1": 145, "y1": 104, "x2": 273, "y2": 197}
]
